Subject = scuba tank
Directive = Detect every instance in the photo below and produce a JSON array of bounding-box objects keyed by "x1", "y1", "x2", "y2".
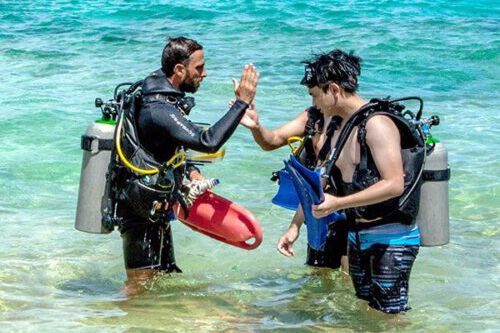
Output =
[
  {"x1": 416, "y1": 116, "x2": 450, "y2": 246},
  {"x1": 75, "y1": 79, "x2": 193, "y2": 234},
  {"x1": 75, "y1": 98, "x2": 117, "y2": 234},
  {"x1": 75, "y1": 81, "x2": 185, "y2": 233}
]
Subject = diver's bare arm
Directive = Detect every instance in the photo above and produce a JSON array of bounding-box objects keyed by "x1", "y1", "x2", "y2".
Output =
[
  {"x1": 288, "y1": 205, "x2": 305, "y2": 231},
  {"x1": 250, "y1": 110, "x2": 308, "y2": 151}
]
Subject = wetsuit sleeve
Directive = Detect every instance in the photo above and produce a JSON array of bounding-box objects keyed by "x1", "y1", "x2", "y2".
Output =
[{"x1": 152, "y1": 100, "x2": 248, "y2": 153}]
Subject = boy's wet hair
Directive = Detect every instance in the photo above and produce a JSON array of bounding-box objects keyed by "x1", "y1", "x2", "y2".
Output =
[
  {"x1": 161, "y1": 37, "x2": 203, "y2": 76},
  {"x1": 300, "y1": 49, "x2": 362, "y2": 93}
]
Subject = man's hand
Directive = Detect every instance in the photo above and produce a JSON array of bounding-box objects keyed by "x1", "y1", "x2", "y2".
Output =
[
  {"x1": 233, "y1": 64, "x2": 259, "y2": 105},
  {"x1": 312, "y1": 193, "x2": 340, "y2": 218},
  {"x1": 184, "y1": 178, "x2": 219, "y2": 207},
  {"x1": 240, "y1": 103, "x2": 260, "y2": 129},
  {"x1": 228, "y1": 99, "x2": 259, "y2": 129},
  {"x1": 188, "y1": 170, "x2": 204, "y2": 181},
  {"x1": 277, "y1": 226, "x2": 300, "y2": 257}
]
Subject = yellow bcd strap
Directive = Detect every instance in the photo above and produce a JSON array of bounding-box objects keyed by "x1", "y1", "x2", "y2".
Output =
[{"x1": 186, "y1": 148, "x2": 225, "y2": 162}]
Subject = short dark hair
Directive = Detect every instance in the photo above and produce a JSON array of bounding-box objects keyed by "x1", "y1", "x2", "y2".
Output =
[
  {"x1": 161, "y1": 37, "x2": 203, "y2": 76},
  {"x1": 300, "y1": 49, "x2": 362, "y2": 93}
]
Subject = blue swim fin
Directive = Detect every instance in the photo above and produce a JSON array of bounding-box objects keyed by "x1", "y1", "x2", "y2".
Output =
[
  {"x1": 271, "y1": 168, "x2": 300, "y2": 210},
  {"x1": 284, "y1": 161, "x2": 336, "y2": 250},
  {"x1": 289, "y1": 155, "x2": 324, "y2": 204}
]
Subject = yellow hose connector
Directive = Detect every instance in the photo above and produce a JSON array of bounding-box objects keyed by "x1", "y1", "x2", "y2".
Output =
[
  {"x1": 287, "y1": 136, "x2": 304, "y2": 154},
  {"x1": 114, "y1": 113, "x2": 185, "y2": 175}
]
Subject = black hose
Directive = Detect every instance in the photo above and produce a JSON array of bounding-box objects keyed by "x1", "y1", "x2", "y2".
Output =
[
  {"x1": 114, "y1": 82, "x2": 135, "y2": 100},
  {"x1": 389, "y1": 96, "x2": 424, "y2": 120}
]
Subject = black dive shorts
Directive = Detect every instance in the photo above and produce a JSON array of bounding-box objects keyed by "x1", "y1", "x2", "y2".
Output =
[
  {"x1": 348, "y1": 241, "x2": 419, "y2": 313},
  {"x1": 119, "y1": 215, "x2": 181, "y2": 272},
  {"x1": 306, "y1": 219, "x2": 349, "y2": 269}
]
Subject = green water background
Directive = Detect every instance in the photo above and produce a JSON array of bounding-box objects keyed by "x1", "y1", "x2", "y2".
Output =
[{"x1": 0, "y1": 1, "x2": 499, "y2": 331}]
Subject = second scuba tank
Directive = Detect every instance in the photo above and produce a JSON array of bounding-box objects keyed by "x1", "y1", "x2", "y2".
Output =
[
  {"x1": 75, "y1": 97, "x2": 117, "y2": 234},
  {"x1": 416, "y1": 139, "x2": 450, "y2": 246}
]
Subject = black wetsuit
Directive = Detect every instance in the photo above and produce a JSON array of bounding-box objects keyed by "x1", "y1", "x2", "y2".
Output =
[{"x1": 119, "y1": 69, "x2": 248, "y2": 272}]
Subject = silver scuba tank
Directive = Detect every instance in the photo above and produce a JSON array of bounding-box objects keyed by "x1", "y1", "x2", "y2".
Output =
[
  {"x1": 75, "y1": 118, "x2": 115, "y2": 234},
  {"x1": 416, "y1": 140, "x2": 450, "y2": 246}
]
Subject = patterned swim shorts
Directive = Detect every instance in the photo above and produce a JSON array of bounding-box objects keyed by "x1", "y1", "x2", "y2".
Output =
[{"x1": 348, "y1": 239, "x2": 419, "y2": 313}]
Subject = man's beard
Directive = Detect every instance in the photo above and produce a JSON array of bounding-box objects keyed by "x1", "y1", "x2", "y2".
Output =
[{"x1": 179, "y1": 75, "x2": 200, "y2": 93}]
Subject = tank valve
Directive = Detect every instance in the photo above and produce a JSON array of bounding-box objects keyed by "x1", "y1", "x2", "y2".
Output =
[{"x1": 95, "y1": 98, "x2": 103, "y2": 108}]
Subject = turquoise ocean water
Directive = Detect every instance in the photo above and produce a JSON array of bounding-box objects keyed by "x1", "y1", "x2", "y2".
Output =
[{"x1": 0, "y1": 1, "x2": 499, "y2": 331}]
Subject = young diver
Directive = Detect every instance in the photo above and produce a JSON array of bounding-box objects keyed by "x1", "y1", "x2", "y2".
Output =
[
  {"x1": 117, "y1": 37, "x2": 259, "y2": 293},
  {"x1": 239, "y1": 94, "x2": 349, "y2": 271},
  {"x1": 295, "y1": 49, "x2": 421, "y2": 314}
]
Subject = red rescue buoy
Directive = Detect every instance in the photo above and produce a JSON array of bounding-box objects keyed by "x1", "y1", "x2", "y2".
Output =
[{"x1": 173, "y1": 192, "x2": 263, "y2": 250}]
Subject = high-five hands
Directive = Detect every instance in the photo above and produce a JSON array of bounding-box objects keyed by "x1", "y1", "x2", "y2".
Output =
[
  {"x1": 239, "y1": 102, "x2": 260, "y2": 129},
  {"x1": 233, "y1": 64, "x2": 259, "y2": 105}
]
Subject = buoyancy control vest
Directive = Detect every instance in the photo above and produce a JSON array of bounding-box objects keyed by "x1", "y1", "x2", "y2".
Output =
[
  {"x1": 292, "y1": 107, "x2": 343, "y2": 168},
  {"x1": 113, "y1": 72, "x2": 196, "y2": 223},
  {"x1": 294, "y1": 107, "x2": 324, "y2": 169},
  {"x1": 324, "y1": 97, "x2": 427, "y2": 227}
]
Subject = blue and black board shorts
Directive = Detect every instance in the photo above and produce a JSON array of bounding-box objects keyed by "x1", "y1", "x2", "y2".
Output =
[{"x1": 348, "y1": 239, "x2": 419, "y2": 313}]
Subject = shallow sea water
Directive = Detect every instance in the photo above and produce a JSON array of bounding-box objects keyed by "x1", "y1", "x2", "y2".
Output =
[{"x1": 0, "y1": 1, "x2": 499, "y2": 332}]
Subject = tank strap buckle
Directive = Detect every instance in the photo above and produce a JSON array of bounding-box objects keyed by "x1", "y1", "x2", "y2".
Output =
[
  {"x1": 81, "y1": 135, "x2": 96, "y2": 152},
  {"x1": 422, "y1": 168, "x2": 450, "y2": 181},
  {"x1": 81, "y1": 135, "x2": 114, "y2": 153}
]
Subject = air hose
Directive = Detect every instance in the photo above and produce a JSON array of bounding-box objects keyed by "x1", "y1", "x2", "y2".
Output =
[{"x1": 114, "y1": 112, "x2": 185, "y2": 175}]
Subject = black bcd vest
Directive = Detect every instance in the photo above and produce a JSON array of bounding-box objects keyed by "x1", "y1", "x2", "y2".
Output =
[
  {"x1": 325, "y1": 97, "x2": 426, "y2": 227},
  {"x1": 110, "y1": 77, "x2": 191, "y2": 222}
]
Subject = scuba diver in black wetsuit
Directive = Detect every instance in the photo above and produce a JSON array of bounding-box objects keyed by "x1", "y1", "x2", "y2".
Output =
[
  {"x1": 239, "y1": 97, "x2": 349, "y2": 271},
  {"x1": 117, "y1": 37, "x2": 259, "y2": 292}
]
